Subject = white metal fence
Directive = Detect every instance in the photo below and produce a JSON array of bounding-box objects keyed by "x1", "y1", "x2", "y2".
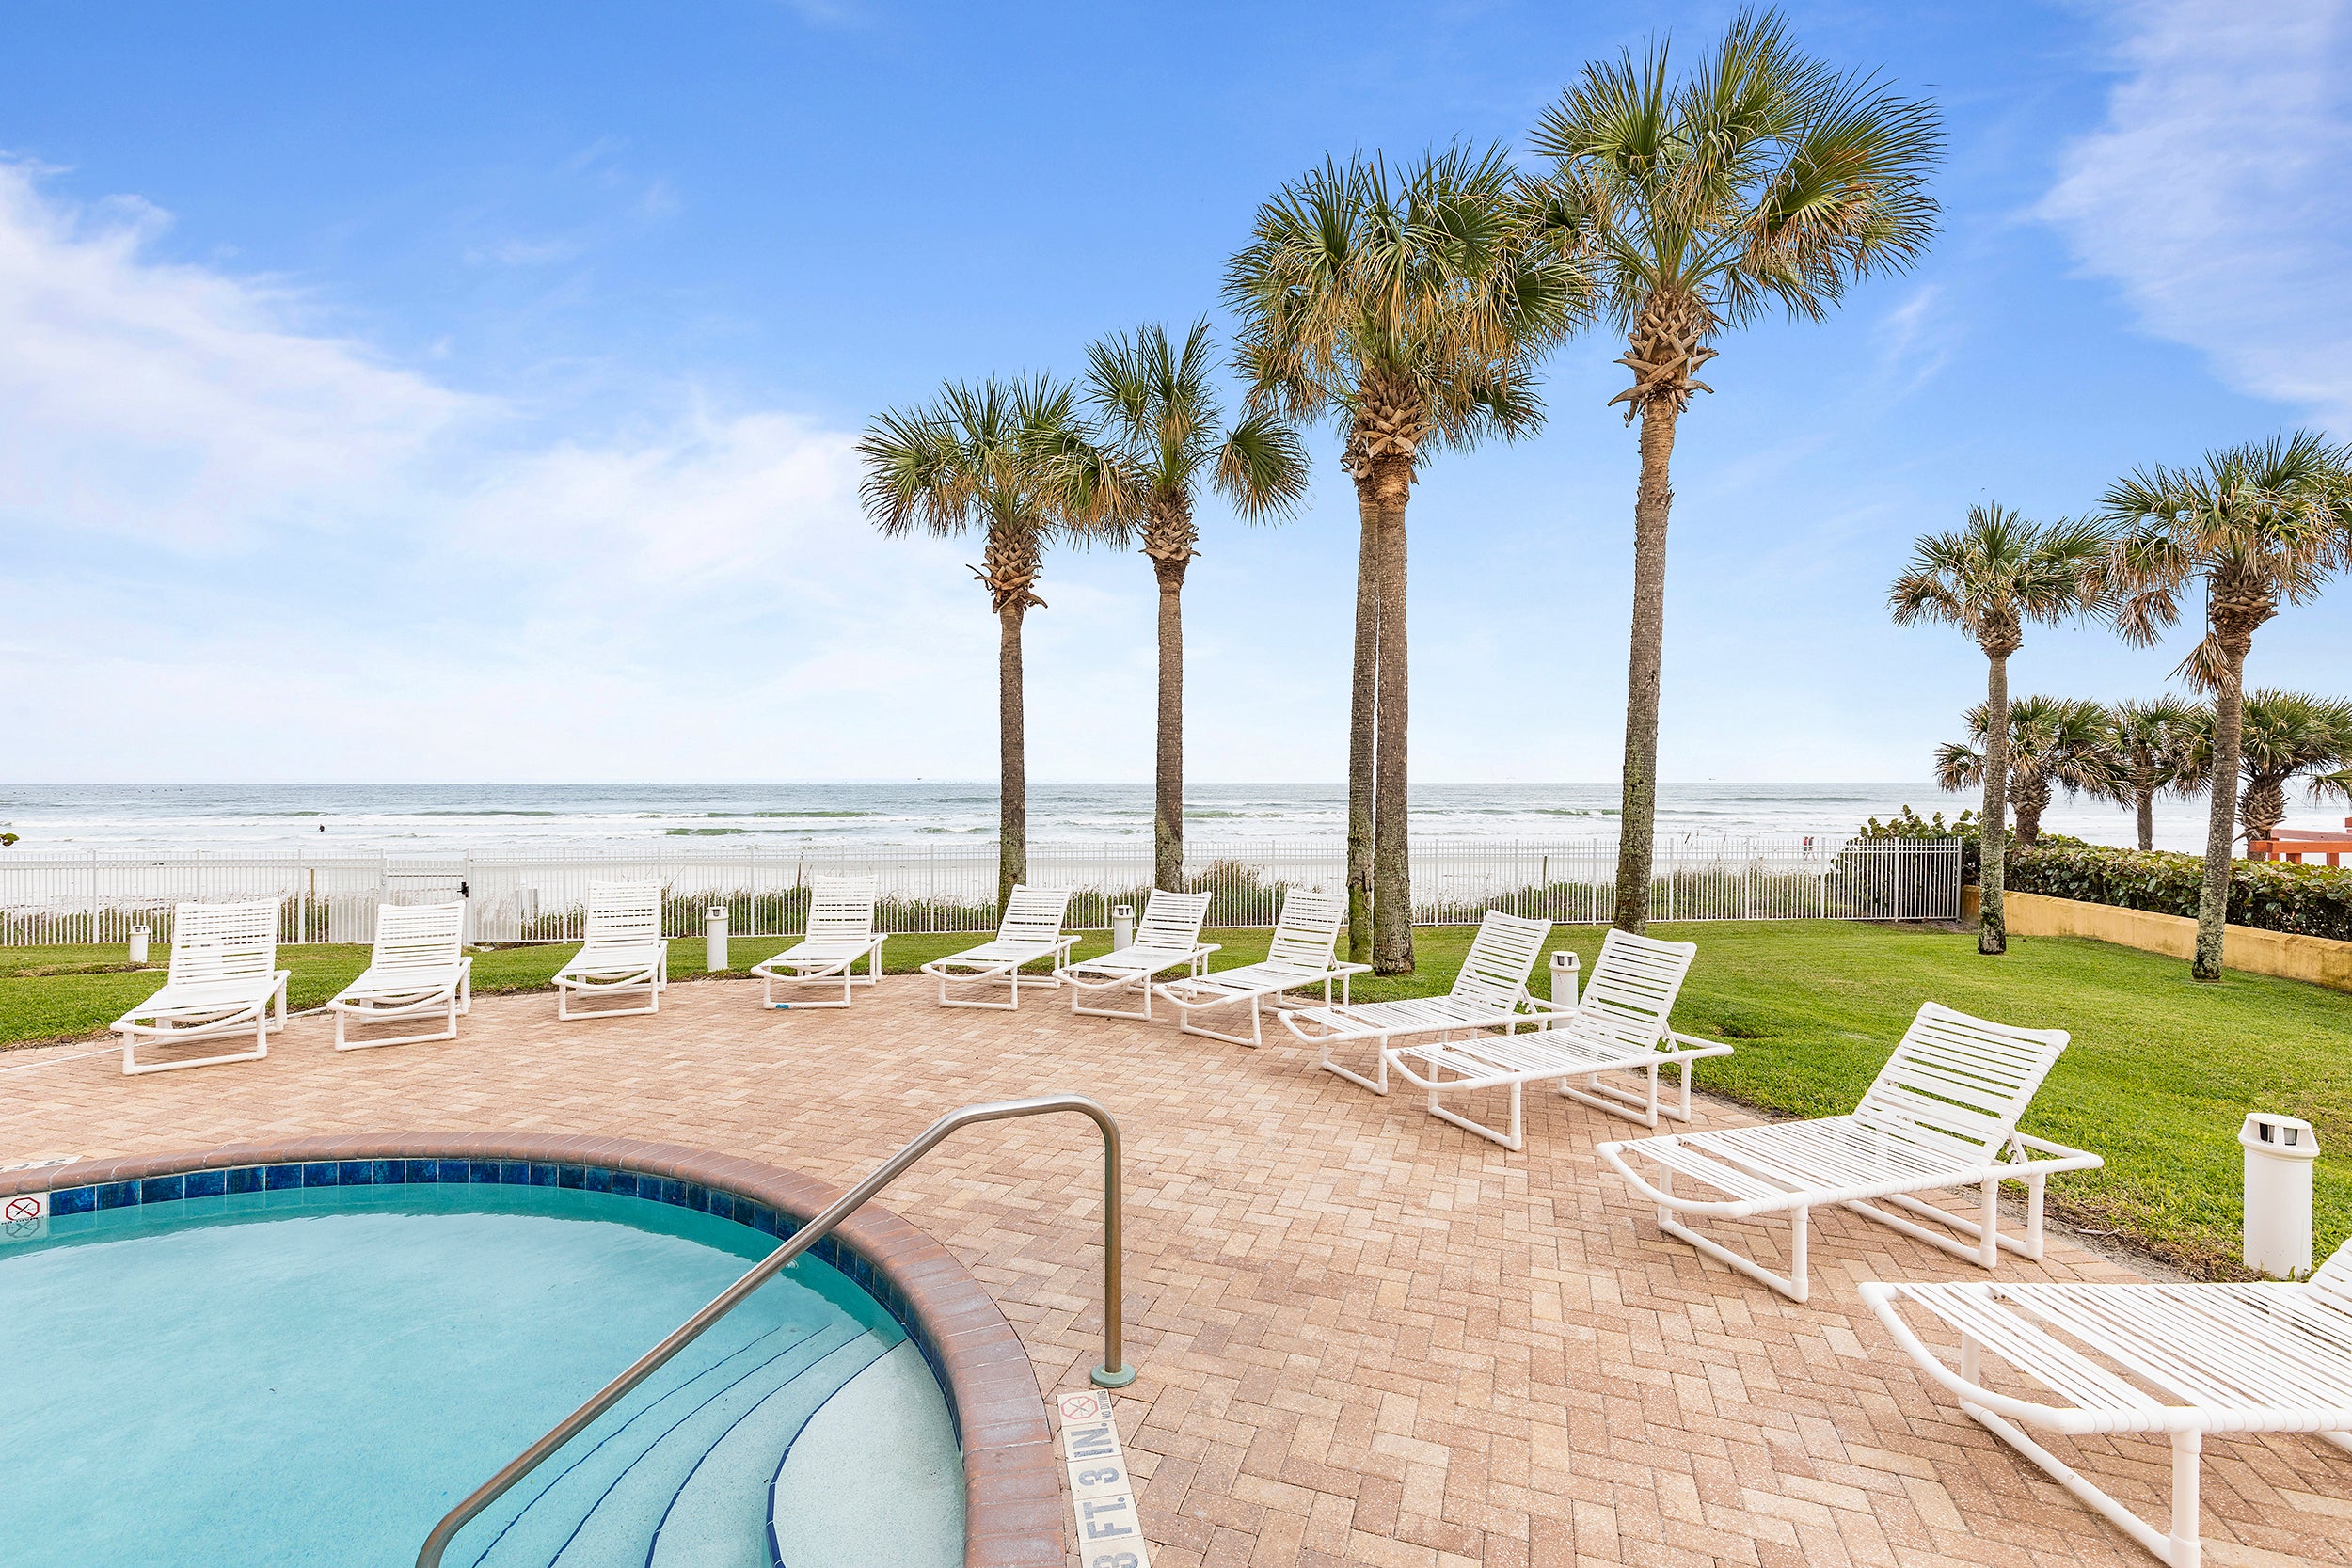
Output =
[{"x1": 0, "y1": 837, "x2": 1959, "y2": 947}]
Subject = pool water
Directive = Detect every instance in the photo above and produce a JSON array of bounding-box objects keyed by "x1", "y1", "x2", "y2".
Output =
[{"x1": 0, "y1": 1182, "x2": 963, "y2": 1567}]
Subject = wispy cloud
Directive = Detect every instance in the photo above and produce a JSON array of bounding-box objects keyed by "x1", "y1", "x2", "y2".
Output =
[{"x1": 2039, "y1": 0, "x2": 2352, "y2": 431}]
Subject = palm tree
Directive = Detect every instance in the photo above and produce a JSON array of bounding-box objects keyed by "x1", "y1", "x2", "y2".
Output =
[
  {"x1": 2100, "y1": 696, "x2": 2200, "y2": 852},
  {"x1": 1887, "y1": 506, "x2": 2109, "y2": 953},
  {"x1": 1531, "y1": 8, "x2": 1941, "y2": 935},
  {"x1": 859, "y1": 376, "x2": 1127, "y2": 906},
  {"x1": 2177, "y1": 689, "x2": 2352, "y2": 847},
  {"x1": 1936, "y1": 695, "x2": 2119, "y2": 848},
  {"x1": 2099, "y1": 430, "x2": 2352, "y2": 979},
  {"x1": 1225, "y1": 146, "x2": 1582, "y2": 973},
  {"x1": 1083, "y1": 321, "x2": 1311, "y2": 893}
]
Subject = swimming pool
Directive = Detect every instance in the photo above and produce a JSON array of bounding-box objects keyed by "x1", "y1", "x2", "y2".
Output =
[{"x1": 1, "y1": 1164, "x2": 965, "y2": 1567}]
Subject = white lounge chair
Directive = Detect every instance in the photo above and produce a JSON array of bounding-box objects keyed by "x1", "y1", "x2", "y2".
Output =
[
  {"x1": 1598, "y1": 1001, "x2": 2103, "y2": 1302},
  {"x1": 326, "y1": 901, "x2": 472, "y2": 1051},
  {"x1": 1063, "y1": 889, "x2": 1217, "y2": 1021},
  {"x1": 1278, "y1": 910, "x2": 1554, "y2": 1093},
  {"x1": 114, "y1": 899, "x2": 291, "y2": 1076},
  {"x1": 920, "y1": 885, "x2": 1077, "y2": 1009},
  {"x1": 1150, "y1": 889, "x2": 1366, "y2": 1046},
  {"x1": 1865, "y1": 1238, "x2": 2352, "y2": 1568},
  {"x1": 1386, "y1": 928, "x2": 1731, "y2": 1150},
  {"x1": 552, "y1": 881, "x2": 670, "y2": 1020},
  {"x1": 749, "y1": 876, "x2": 887, "y2": 1008}
]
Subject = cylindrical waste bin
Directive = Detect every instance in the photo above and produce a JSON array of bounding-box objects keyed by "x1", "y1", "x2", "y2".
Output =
[
  {"x1": 1110, "y1": 905, "x2": 1135, "y2": 950},
  {"x1": 1549, "y1": 950, "x2": 1580, "y2": 1010},
  {"x1": 2241, "y1": 1112, "x2": 2320, "y2": 1278},
  {"x1": 706, "y1": 907, "x2": 729, "y2": 973},
  {"x1": 129, "y1": 925, "x2": 151, "y2": 966}
]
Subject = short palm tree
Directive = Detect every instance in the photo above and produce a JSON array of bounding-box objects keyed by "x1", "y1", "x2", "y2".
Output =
[
  {"x1": 1935, "y1": 695, "x2": 2119, "y2": 847},
  {"x1": 859, "y1": 376, "x2": 1127, "y2": 906},
  {"x1": 1226, "y1": 145, "x2": 1582, "y2": 973},
  {"x1": 2177, "y1": 689, "x2": 2352, "y2": 847},
  {"x1": 1531, "y1": 8, "x2": 1941, "y2": 935},
  {"x1": 2100, "y1": 696, "x2": 2201, "y2": 852},
  {"x1": 1083, "y1": 321, "x2": 1311, "y2": 894},
  {"x1": 2099, "y1": 429, "x2": 2352, "y2": 978},
  {"x1": 1888, "y1": 505, "x2": 2109, "y2": 953}
]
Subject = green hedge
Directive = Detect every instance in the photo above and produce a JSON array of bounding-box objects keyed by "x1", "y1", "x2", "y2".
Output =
[{"x1": 2006, "y1": 836, "x2": 2352, "y2": 942}]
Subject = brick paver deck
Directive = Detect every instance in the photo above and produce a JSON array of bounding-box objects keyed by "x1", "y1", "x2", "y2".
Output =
[{"x1": 5, "y1": 977, "x2": 2344, "y2": 1567}]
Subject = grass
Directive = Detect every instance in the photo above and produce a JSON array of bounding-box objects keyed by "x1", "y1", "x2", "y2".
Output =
[{"x1": 7, "y1": 921, "x2": 2345, "y2": 1279}]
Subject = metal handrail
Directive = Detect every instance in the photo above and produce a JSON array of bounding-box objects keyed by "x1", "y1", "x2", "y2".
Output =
[{"x1": 415, "y1": 1095, "x2": 1130, "y2": 1568}]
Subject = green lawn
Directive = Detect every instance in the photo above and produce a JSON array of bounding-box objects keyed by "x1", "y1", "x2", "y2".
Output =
[{"x1": 8, "y1": 922, "x2": 2344, "y2": 1279}]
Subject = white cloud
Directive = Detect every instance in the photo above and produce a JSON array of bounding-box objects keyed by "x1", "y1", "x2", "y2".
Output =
[
  {"x1": 0, "y1": 160, "x2": 478, "y2": 549},
  {"x1": 2039, "y1": 0, "x2": 2352, "y2": 431}
]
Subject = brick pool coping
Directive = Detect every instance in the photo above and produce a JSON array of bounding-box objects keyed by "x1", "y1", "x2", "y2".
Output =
[{"x1": 1, "y1": 1132, "x2": 1060, "y2": 1568}]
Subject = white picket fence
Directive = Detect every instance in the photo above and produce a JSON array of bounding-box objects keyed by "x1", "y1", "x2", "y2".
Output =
[{"x1": 0, "y1": 837, "x2": 1959, "y2": 946}]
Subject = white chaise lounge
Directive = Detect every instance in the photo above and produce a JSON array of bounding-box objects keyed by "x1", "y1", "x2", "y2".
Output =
[
  {"x1": 1150, "y1": 889, "x2": 1366, "y2": 1046},
  {"x1": 1386, "y1": 928, "x2": 1731, "y2": 1150},
  {"x1": 552, "y1": 881, "x2": 670, "y2": 1020},
  {"x1": 1599, "y1": 1001, "x2": 2103, "y2": 1302},
  {"x1": 1278, "y1": 910, "x2": 1554, "y2": 1093},
  {"x1": 327, "y1": 901, "x2": 473, "y2": 1050},
  {"x1": 1866, "y1": 1238, "x2": 2352, "y2": 1568},
  {"x1": 749, "y1": 876, "x2": 887, "y2": 1008},
  {"x1": 1063, "y1": 889, "x2": 1216, "y2": 1021},
  {"x1": 114, "y1": 898, "x2": 291, "y2": 1076},
  {"x1": 920, "y1": 884, "x2": 1077, "y2": 1009}
]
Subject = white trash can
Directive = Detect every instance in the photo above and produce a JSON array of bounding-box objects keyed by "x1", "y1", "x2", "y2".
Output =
[
  {"x1": 2240, "y1": 1112, "x2": 2319, "y2": 1278},
  {"x1": 1110, "y1": 905, "x2": 1135, "y2": 950},
  {"x1": 1549, "y1": 950, "x2": 1580, "y2": 1009},
  {"x1": 706, "y1": 907, "x2": 729, "y2": 973},
  {"x1": 129, "y1": 925, "x2": 151, "y2": 966}
]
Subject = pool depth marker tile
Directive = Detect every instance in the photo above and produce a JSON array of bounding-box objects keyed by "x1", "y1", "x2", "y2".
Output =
[{"x1": 1057, "y1": 1389, "x2": 1149, "y2": 1568}]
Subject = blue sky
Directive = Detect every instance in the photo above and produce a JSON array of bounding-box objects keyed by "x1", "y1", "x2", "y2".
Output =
[{"x1": 2, "y1": 0, "x2": 2346, "y2": 788}]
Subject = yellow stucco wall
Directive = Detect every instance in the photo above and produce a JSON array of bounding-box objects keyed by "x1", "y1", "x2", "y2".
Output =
[{"x1": 1961, "y1": 886, "x2": 2352, "y2": 994}]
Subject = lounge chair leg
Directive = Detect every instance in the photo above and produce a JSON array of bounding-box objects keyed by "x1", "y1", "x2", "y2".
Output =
[
  {"x1": 2024, "y1": 1174, "x2": 2047, "y2": 1260},
  {"x1": 2169, "y1": 1430, "x2": 2201, "y2": 1568},
  {"x1": 1979, "y1": 1178, "x2": 2001, "y2": 1270}
]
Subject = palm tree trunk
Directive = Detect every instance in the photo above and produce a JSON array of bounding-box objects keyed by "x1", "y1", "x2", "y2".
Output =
[
  {"x1": 1613, "y1": 400, "x2": 1680, "y2": 934},
  {"x1": 998, "y1": 602, "x2": 1027, "y2": 910},
  {"x1": 1346, "y1": 485, "x2": 1379, "y2": 966},
  {"x1": 1152, "y1": 557, "x2": 1186, "y2": 893},
  {"x1": 2136, "y1": 784, "x2": 2154, "y2": 853},
  {"x1": 2192, "y1": 649, "x2": 2248, "y2": 982},
  {"x1": 1979, "y1": 651, "x2": 2010, "y2": 956},
  {"x1": 1371, "y1": 458, "x2": 1413, "y2": 974}
]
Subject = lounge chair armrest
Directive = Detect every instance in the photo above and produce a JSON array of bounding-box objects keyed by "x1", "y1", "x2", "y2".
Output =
[
  {"x1": 1663, "y1": 1030, "x2": 1736, "y2": 1059},
  {"x1": 1330, "y1": 962, "x2": 1374, "y2": 977},
  {"x1": 2003, "y1": 1132, "x2": 2105, "y2": 1173}
]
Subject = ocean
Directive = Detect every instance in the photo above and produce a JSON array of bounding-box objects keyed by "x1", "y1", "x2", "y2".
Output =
[{"x1": 0, "y1": 781, "x2": 2264, "y2": 856}]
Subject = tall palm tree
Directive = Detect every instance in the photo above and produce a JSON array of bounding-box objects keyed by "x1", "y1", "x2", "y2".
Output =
[
  {"x1": 2099, "y1": 430, "x2": 2352, "y2": 979},
  {"x1": 1531, "y1": 8, "x2": 1941, "y2": 935},
  {"x1": 1935, "y1": 695, "x2": 2119, "y2": 847},
  {"x1": 1225, "y1": 145, "x2": 1582, "y2": 973},
  {"x1": 1083, "y1": 321, "x2": 1311, "y2": 893},
  {"x1": 1887, "y1": 505, "x2": 2109, "y2": 953},
  {"x1": 859, "y1": 376, "x2": 1127, "y2": 906},
  {"x1": 2177, "y1": 689, "x2": 2352, "y2": 847},
  {"x1": 2100, "y1": 696, "x2": 2200, "y2": 852}
]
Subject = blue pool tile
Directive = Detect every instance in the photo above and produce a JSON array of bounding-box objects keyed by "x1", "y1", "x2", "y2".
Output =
[
  {"x1": 468, "y1": 1160, "x2": 499, "y2": 1185},
  {"x1": 586, "y1": 1167, "x2": 613, "y2": 1194},
  {"x1": 139, "y1": 1175, "x2": 184, "y2": 1204},
  {"x1": 263, "y1": 1164, "x2": 303, "y2": 1192},
  {"x1": 301, "y1": 1163, "x2": 339, "y2": 1188},
  {"x1": 660, "y1": 1179, "x2": 686, "y2": 1207},
  {"x1": 337, "y1": 1162, "x2": 373, "y2": 1186},
  {"x1": 226, "y1": 1166, "x2": 264, "y2": 1195},
  {"x1": 96, "y1": 1181, "x2": 139, "y2": 1210},
  {"x1": 50, "y1": 1186, "x2": 95, "y2": 1216},
  {"x1": 557, "y1": 1164, "x2": 586, "y2": 1189},
  {"x1": 608, "y1": 1171, "x2": 636, "y2": 1196},
  {"x1": 372, "y1": 1160, "x2": 405, "y2": 1186},
  {"x1": 500, "y1": 1161, "x2": 531, "y2": 1186},
  {"x1": 684, "y1": 1183, "x2": 710, "y2": 1213},
  {"x1": 405, "y1": 1159, "x2": 438, "y2": 1184},
  {"x1": 528, "y1": 1164, "x2": 556, "y2": 1187},
  {"x1": 184, "y1": 1169, "x2": 226, "y2": 1199},
  {"x1": 436, "y1": 1159, "x2": 469, "y2": 1185}
]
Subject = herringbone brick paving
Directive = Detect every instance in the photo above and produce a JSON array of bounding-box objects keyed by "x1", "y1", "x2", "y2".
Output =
[{"x1": 5, "y1": 977, "x2": 2344, "y2": 1566}]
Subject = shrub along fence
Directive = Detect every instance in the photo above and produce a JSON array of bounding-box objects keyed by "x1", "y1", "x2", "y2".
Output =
[
  {"x1": 2005, "y1": 836, "x2": 2352, "y2": 944},
  {"x1": 0, "y1": 836, "x2": 1960, "y2": 946}
]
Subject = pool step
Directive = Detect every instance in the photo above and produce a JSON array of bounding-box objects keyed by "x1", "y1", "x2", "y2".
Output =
[{"x1": 457, "y1": 1307, "x2": 889, "y2": 1568}]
